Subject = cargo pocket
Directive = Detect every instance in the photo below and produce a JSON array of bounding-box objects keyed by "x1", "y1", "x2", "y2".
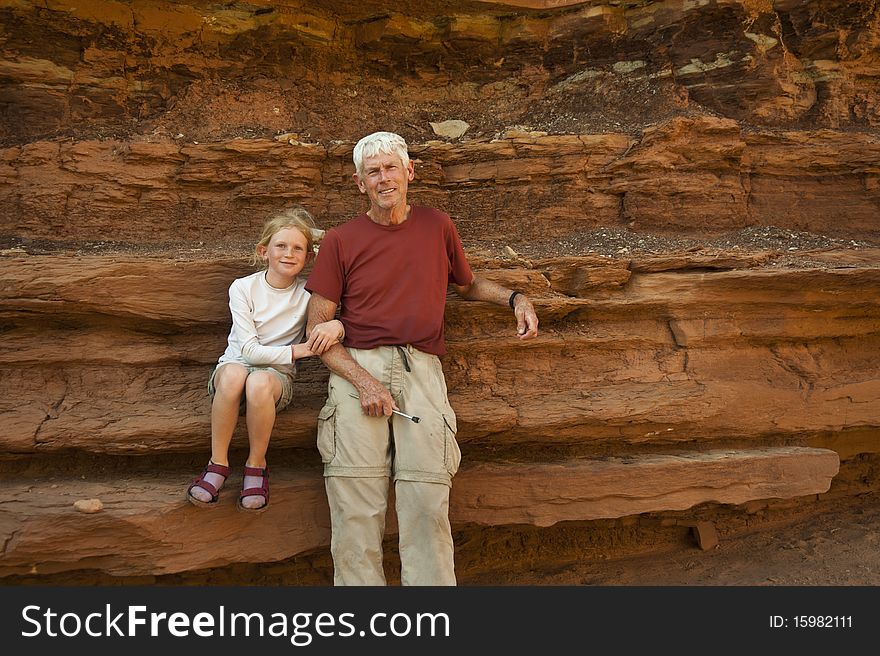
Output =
[
  {"x1": 442, "y1": 413, "x2": 461, "y2": 477},
  {"x1": 316, "y1": 403, "x2": 337, "y2": 464}
]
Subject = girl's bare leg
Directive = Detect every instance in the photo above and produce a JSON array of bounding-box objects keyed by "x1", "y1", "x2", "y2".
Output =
[
  {"x1": 189, "y1": 364, "x2": 247, "y2": 503},
  {"x1": 240, "y1": 371, "x2": 282, "y2": 509}
]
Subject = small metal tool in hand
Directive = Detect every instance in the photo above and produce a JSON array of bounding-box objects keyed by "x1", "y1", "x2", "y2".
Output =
[{"x1": 348, "y1": 393, "x2": 420, "y2": 423}]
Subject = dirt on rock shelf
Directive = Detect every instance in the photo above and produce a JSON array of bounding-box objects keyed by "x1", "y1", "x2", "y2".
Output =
[{"x1": 3, "y1": 225, "x2": 877, "y2": 265}]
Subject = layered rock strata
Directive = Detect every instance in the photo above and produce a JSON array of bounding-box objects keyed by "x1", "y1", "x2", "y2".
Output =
[
  {"x1": 2, "y1": 120, "x2": 879, "y2": 245},
  {"x1": 3, "y1": 244, "x2": 876, "y2": 578}
]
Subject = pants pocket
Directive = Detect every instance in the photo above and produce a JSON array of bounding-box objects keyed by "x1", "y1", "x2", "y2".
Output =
[
  {"x1": 316, "y1": 403, "x2": 337, "y2": 464},
  {"x1": 442, "y1": 413, "x2": 461, "y2": 477}
]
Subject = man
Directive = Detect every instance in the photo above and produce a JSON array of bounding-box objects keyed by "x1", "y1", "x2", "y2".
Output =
[{"x1": 305, "y1": 131, "x2": 538, "y2": 585}]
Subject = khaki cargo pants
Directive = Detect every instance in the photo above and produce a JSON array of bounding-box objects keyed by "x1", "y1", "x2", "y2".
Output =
[{"x1": 316, "y1": 345, "x2": 461, "y2": 586}]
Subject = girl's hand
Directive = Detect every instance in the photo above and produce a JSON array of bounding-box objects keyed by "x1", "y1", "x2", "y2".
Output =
[{"x1": 306, "y1": 319, "x2": 345, "y2": 355}]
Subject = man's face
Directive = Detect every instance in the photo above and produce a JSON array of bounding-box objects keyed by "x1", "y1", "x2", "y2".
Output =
[{"x1": 354, "y1": 150, "x2": 415, "y2": 213}]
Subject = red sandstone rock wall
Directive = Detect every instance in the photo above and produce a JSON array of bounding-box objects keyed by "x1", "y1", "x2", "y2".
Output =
[
  {"x1": 3, "y1": 119, "x2": 880, "y2": 244},
  {"x1": 0, "y1": 0, "x2": 877, "y2": 583}
]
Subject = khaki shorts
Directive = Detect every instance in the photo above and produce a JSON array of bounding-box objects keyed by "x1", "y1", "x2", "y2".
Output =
[
  {"x1": 316, "y1": 345, "x2": 461, "y2": 486},
  {"x1": 208, "y1": 363, "x2": 296, "y2": 413}
]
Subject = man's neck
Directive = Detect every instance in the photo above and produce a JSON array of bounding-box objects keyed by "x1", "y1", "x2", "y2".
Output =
[{"x1": 368, "y1": 203, "x2": 411, "y2": 226}]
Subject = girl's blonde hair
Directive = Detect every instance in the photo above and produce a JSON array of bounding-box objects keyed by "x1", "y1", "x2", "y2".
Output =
[{"x1": 252, "y1": 206, "x2": 317, "y2": 267}]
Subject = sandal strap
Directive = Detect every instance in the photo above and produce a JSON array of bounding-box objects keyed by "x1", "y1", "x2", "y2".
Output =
[
  {"x1": 240, "y1": 466, "x2": 269, "y2": 502},
  {"x1": 188, "y1": 462, "x2": 230, "y2": 498},
  {"x1": 240, "y1": 487, "x2": 269, "y2": 500},
  {"x1": 205, "y1": 462, "x2": 231, "y2": 476},
  {"x1": 191, "y1": 478, "x2": 220, "y2": 496}
]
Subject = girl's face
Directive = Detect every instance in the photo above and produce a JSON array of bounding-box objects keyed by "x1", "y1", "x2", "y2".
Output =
[{"x1": 258, "y1": 227, "x2": 313, "y2": 288}]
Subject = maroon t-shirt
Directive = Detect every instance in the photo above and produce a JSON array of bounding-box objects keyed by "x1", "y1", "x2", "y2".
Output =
[{"x1": 305, "y1": 206, "x2": 474, "y2": 356}]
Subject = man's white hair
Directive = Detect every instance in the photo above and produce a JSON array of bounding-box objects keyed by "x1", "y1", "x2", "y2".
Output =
[{"x1": 353, "y1": 131, "x2": 410, "y2": 176}]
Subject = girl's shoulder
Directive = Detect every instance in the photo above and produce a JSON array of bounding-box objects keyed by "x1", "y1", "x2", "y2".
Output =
[
  {"x1": 228, "y1": 270, "x2": 263, "y2": 295},
  {"x1": 231, "y1": 270, "x2": 264, "y2": 285}
]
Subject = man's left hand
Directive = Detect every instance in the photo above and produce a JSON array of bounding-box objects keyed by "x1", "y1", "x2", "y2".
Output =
[{"x1": 514, "y1": 296, "x2": 539, "y2": 339}]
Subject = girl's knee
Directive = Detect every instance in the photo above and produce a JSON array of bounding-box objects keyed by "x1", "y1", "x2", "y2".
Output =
[
  {"x1": 213, "y1": 365, "x2": 247, "y2": 395},
  {"x1": 245, "y1": 371, "x2": 280, "y2": 401}
]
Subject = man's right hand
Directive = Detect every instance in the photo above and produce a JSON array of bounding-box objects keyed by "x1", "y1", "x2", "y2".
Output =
[{"x1": 354, "y1": 377, "x2": 398, "y2": 417}]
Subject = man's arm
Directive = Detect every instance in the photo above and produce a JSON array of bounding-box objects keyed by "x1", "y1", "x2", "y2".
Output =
[
  {"x1": 305, "y1": 292, "x2": 397, "y2": 417},
  {"x1": 453, "y1": 275, "x2": 539, "y2": 339}
]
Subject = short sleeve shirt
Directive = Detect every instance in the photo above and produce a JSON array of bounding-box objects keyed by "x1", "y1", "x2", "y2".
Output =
[{"x1": 305, "y1": 206, "x2": 473, "y2": 356}]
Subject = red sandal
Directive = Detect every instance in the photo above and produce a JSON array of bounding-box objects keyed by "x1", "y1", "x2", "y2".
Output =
[
  {"x1": 186, "y1": 462, "x2": 231, "y2": 507},
  {"x1": 237, "y1": 465, "x2": 269, "y2": 513}
]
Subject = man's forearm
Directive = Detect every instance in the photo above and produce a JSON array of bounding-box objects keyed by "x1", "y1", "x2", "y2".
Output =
[
  {"x1": 307, "y1": 291, "x2": 386, "y2": 393},
  {"x1": 455, "y1": 274, "x2": 539, "y2": 340},
  {"x1": 456, "y1": 276, "x2": 515, "y2": 305},
  {"x1": 317, "y1": 343, "x2": 376, "y2": 390}
]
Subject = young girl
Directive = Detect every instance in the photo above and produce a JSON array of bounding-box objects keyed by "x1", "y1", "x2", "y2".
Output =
[{"x1": 186, "y1": 207, "x2": 343, "y2": 512}]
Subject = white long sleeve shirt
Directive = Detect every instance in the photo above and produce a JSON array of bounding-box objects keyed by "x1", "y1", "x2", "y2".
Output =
[{"x1": 216, "y1": 270, "x2": 310, "y2": 376}]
